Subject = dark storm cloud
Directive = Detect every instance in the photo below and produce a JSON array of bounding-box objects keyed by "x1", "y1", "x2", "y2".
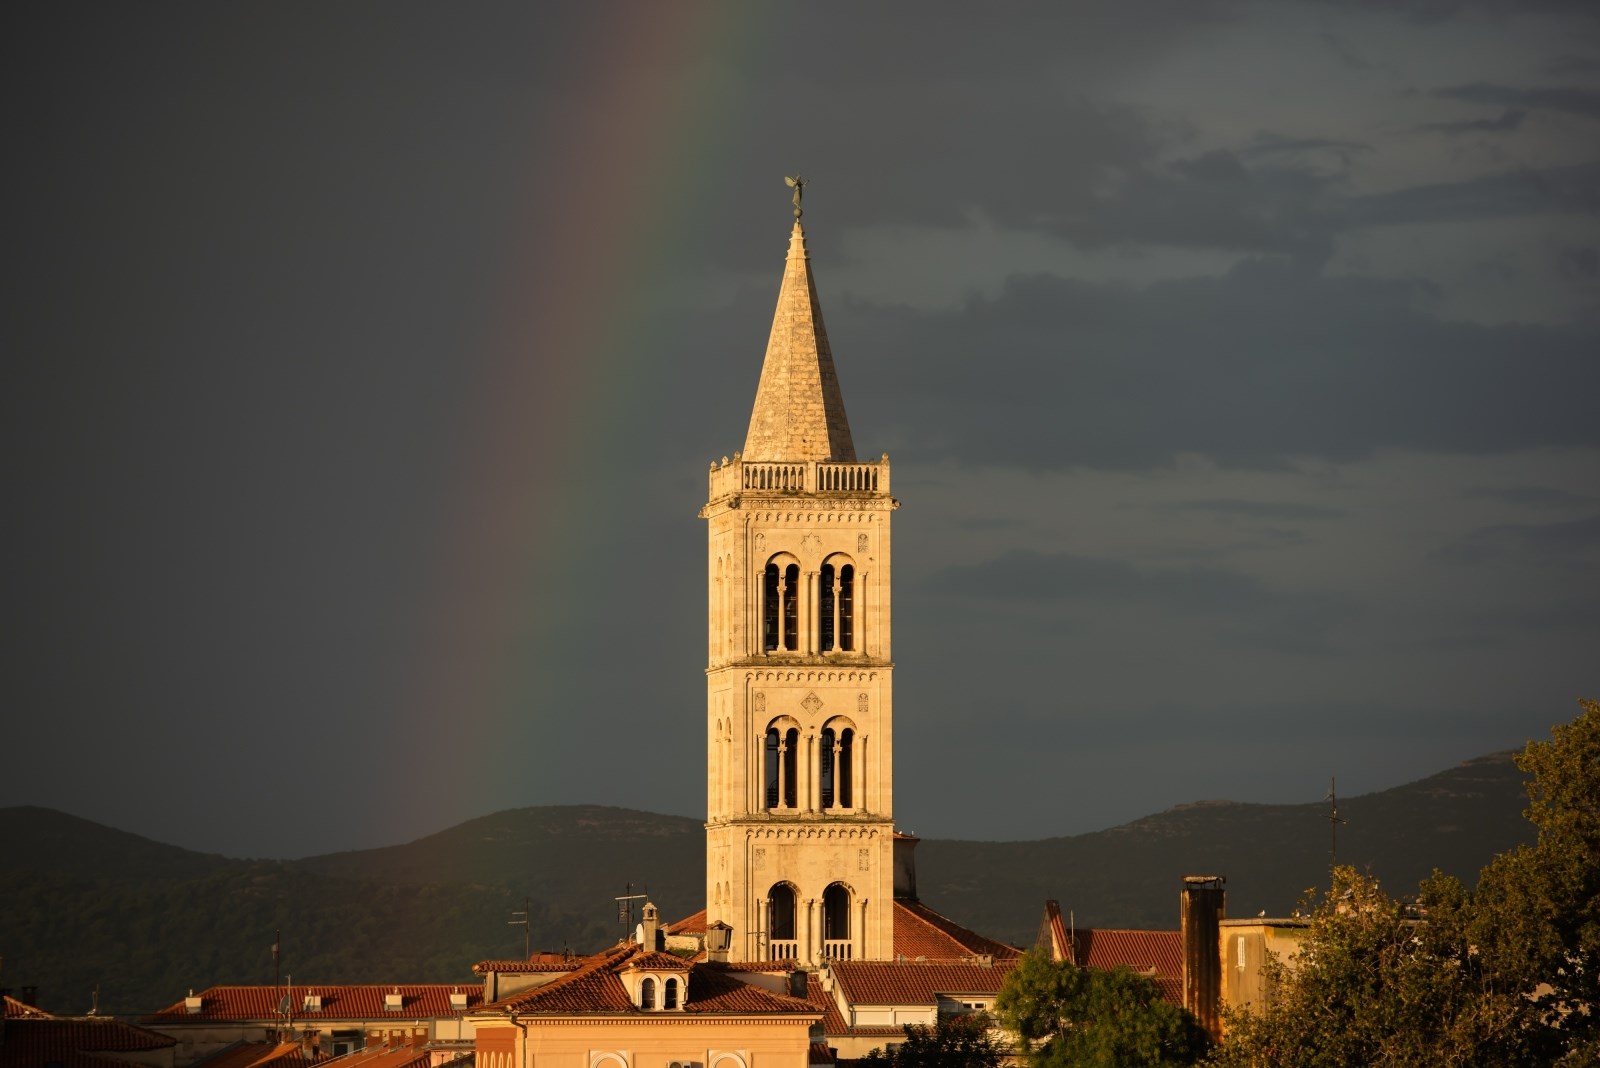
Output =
[
  {"x1": 1434, "y1": 82, "x2": 1600, "y2": 121},
  {"x1": 1416, "y1": 110, "x2": 1527, "y2": 135},
  {"x1": 1431, "y1": 513, "x2": 1600, "y2": 565},
  {"x1": 928, "y1": 549, "x2": 1356, "y2": 651},
  {"x1": 1172, "y1": 499, "x2": 1344, "y2": 520},
  {"x1": 1343, "y1": 161, "x2": 1600, "y2": 227},
  {"x1": 1463, "y1": 485, "x2": 1596, "y2": 509},
  {"x1": 840, "y1": 261, "x2": 1600, "y2": 473}
]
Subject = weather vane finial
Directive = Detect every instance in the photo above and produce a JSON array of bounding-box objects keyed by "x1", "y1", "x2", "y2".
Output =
[{"x1": 785, "y1": 175, "x2": 806, "y2": 219}]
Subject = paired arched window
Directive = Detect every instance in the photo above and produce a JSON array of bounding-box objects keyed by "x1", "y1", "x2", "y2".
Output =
[
  {"x1": 763, "y1": 562, "x2": 800, "y2": 652},
  {"x1": 764, "y1": 725, "x2": 799, "y2": 809},
  {"x1": 819, "y1": 562, "x2": 855, "y2": 652},
  {"x1": 819, "y1": 726, "x2": 855, "y2": 809},
  {"x1": 761, "y1": 555, "x2": 859, "y2": 655}
]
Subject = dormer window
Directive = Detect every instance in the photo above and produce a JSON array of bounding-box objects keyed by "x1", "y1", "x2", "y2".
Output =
[
  {"x1": 640, "y1": 977, "x2": 656, "y2": 1011},
  {"x1": 664, "y1": 977, "x2": 679, "y2": 1010}
]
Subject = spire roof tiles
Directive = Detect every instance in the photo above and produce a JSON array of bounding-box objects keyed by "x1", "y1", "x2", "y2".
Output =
[{"x1": 742, "y1": 222, "x2": 856, "y2": 463}]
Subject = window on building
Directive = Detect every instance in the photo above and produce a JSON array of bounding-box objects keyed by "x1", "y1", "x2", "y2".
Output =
[
  {"x1": 838, "y1": 564, "x2": 855, "y2": 651},
  {"x1": 640, "y1": 977, "x2": 656, "y2": 1010},
  {"x1": 763, "y1": 561, "x2": 801, "y2": 652},
  {"x1": 764, "y1": 726, "x2": 799, "y2": 809},
  {"x1": 838, "y1": 728, "x2": 854, "y2": 808},
  {"x1": 819, "y1": 563, "x2": 836, "y2": 651},
  {"x1": 664, "y1": 977, "x2": 679, "y2": 1010},
  {"x1": 823, "y1": 883, "x2": 851, "y2": 943},
  {"x1": 769, "y1": 883, "x2": 798, "y2": 947},
  {"x1": 819, "y1": 727, "x2": 836, "y2": 808}
]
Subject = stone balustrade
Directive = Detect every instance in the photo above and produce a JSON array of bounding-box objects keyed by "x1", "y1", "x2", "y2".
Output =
[{"x1": 707, "y1": 456, "x2": 890, "y2": 500}]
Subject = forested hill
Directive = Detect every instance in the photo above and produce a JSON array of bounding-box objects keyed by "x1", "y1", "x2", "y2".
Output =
[{"x1": 0, "y1": 751, "x2": 1532, "y2": 1017}]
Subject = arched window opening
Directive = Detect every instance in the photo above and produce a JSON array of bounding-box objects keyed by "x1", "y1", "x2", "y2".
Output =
[
  {"x1": 763, "y1": 564, "x2": 780, "y2": 652},
  {"x1": 839, "y1": 565, "x2": 855, "y2": 651},
  {"x1": 782, "y1": 564, "x2": 799, "y2": 650},
  {"x1": 823, "y1": 883, "x2": 852, "y2": 960},
  {"x1": 838, "y1": 728, "x2": 855, "y2": 809},
  {"x1": 764, "y1": 726, "x2": 799, "y2": 809},
  {"x1": 768, "y1": 883, "x2": 798, "y2": 960},
  {"x1": 640, "y1": 977, "x2": 656, "y2": 1010},
  {"x1": 819, "y1": 727, "x2": 837, "y2": 809},
  {"x1": 664, "y1": 977, "x2": 679, "y2": 1010},
  {"x1": 819, "y1": 564, "x2": 836, "y2": 651}
]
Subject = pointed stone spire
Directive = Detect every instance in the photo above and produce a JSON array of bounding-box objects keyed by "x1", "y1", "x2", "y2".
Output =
[{"x1": 742, "y1": 217, "x2": 857, "y2": 463}]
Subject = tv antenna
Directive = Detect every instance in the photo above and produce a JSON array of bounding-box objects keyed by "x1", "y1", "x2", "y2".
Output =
[
  {"x1": 615, "y1": 883, "x2": 648, "y2": 940},
  {"x1": 1326, "y1": 776, "x2": 1349, "y2": 870},
  {"x1": 509, "y1": 897, "x2": 531, "y2": 959}
]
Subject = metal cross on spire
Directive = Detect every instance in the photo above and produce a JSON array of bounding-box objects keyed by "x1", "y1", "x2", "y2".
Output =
[{"x1": 785, "y1": 175, "x2": 806, "y2": 219}]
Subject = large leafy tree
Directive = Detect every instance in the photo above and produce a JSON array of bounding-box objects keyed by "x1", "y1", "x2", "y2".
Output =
[
  {"x1": 859, "y1": 1011, "x2": 1007, "y2": 1068},
  {"x1": 1207, "y1": 867, "x2": 1535, "y2": 1067},
  {"x1": 994, "y1": 949, "x2": 1209, "y2": 1068},
  {"x1": 1470, "y1": 697, "x2": 1600, "y2": 1064},
  {"x1": 1210, "y1": 698, "x2": 1600, "y2": 1067}
]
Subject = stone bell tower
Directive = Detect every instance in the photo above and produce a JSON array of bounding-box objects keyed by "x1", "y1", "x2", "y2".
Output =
[{"x1": 701, "y1": 185, "x2": 897, "y2": 963}]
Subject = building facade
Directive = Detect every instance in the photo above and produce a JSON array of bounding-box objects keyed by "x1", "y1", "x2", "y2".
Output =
[{"x1": 701, "y1": 207, "x2": 899, "y2": 964}]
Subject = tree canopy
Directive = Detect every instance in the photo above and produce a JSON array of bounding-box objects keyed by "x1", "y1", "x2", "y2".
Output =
[
  {"x1": 994, "y1": 949, "x2": 1210, "y2": 1068},
  {"x1": 1210, "y1": 698, "x2": 1600, "y2": 1067},
  {"x1": 859, "y1": 1011, "x2": 1007, "y2": 1068}
]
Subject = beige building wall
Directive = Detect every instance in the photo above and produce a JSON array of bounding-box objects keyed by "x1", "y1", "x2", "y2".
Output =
[
  {"x1": 476, "y1": 1018, "x2": 812, "y2": 1068},
  {"x1": 1218, "y1": 918, "x2": 1309, "y2": 1025}
]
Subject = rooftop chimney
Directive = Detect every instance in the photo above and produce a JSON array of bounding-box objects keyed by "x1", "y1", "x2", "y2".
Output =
[
  {"x1": 641, "y1": 902, "x2": 661, "y2": 950},
  {"x1": 1181, "y1": 875, "x2": 1226, "y2": 1041}
]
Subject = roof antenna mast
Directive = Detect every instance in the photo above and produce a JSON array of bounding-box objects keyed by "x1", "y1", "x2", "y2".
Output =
[
  {"x1": 509, "y1": 897, "x2": 531, "y2": 959},
  {"x1": 1326, "y1": 776, "x2": 1349, "y2": 872}
]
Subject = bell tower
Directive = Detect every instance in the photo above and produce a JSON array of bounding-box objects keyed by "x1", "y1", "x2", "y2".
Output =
[{"x1": 701, "y1": 187, "x2": 898, "y2": 963}]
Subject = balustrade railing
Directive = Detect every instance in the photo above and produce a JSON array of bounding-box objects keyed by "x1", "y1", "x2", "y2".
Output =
[
  {"x1": 767, "y1": 940, "x2": 799, "y2": 961},
  {"x1": 822, "y1": 939, "x2": 853, "y2": 960},
  {"x1": 706, "y1": 458, "x2": 890, "y2": 499}
]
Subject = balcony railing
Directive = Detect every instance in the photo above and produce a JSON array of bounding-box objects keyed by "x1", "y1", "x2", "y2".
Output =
[
  {"x1": 707, "y1": 457, "x2": 889, "y2": 500},
  {"x1": 767, "y1": 940, "x2": 799, "y2": 961},
  {"x1": 823, "y1": 939, "x2": 853, "y2": 960}
]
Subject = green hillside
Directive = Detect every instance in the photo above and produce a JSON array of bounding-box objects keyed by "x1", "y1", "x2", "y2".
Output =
[{"x1": 0, "y1": 752, "x2": 1535, "y2": 1018}]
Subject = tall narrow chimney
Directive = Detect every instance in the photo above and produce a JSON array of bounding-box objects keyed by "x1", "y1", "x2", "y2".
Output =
[
  {"x1": 893, "y1": 833, "x2": 920, "y2": 901},
  {"x1": 1181, "y1": 875, "x2": 1226, "y2": 1041}
]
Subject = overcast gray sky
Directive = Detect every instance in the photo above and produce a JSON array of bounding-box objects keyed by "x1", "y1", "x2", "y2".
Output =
[{"x1": 4, "y1": 1, "x2": 1597, "y2": 859}]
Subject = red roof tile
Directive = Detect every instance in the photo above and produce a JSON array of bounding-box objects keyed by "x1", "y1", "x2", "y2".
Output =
[
  {"x1": 666, "y1": 909, "x2": 707, "y2": 935},
  {"x1": 483, "y1": 945, "x2": 819, "y2": 1018},
  {"x1": 829, "y1": 960, "x2": 1017, "y2": 1008},
  {"x1": 2, "y1": 994, "x2": 50, "y2": 1019},
  {"x1": 472, "y1": 954, "x2": 582, "y2": 974},
  {"x1": 1038, "y1": 900, "x2": 1184, "y2": 1006},
  {"x1": 191, "y1": 1040, "x2": 327, "y2": 1068},
  {"x1": 145, "y1": 985, "x2": 482, "y2": 1023},
  {"x1": 0, "y1": 1016, "x2": 178, "y2": 1068},
  {"x1": 893, "y1": 900, "x2": 1023, "y2": 961},
  {"x1": 805, "y1": 975, "x2": 851, "y2": 1037}
]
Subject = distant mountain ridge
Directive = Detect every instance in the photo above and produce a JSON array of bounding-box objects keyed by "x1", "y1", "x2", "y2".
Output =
[{"x1": 0, "y1": 751, "x2": 1533, "y2": 1016}]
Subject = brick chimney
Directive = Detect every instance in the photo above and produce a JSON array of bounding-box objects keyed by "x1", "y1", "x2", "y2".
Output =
[{"x1": 1181, "y1": 875, "x2": 1226, "y2": 1041}]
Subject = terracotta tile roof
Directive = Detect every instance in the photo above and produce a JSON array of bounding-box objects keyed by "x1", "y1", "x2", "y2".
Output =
[
  {"x1": 666, "y1": 909, "x2": 707, "y2": 935},
  {"x1": 829, "y1": 960, "x2": 1017, "y2": 1009},
  {"x1": 2, "y1": 994, "x2": 50, "y2": 1019},
  {"x1": 472, "y1": 953, "x2": 582, "y2": 974},
  {"x1": 1038, "y1": 899, "x2": 1184, "y2": 1006},
  {"x1": 625, "y1": 951, "x2": 692, "y2": 972},
  {"x1": 1071, "y1": 928, "x2": 1182, "y2": 982},
  {"x1": 805, "y1": 975, "x2": 851, "y2": 1037},
  {"x1": 483, "y1": 945, "x2": 819, "y2": 1018},
  {"x1": 809, "y1": 1040, "x2": 837, "y2": 1064},
  {"x1": 0, "y1": 1016, "x2": 178, "y2": 1068},
  {"x1": 191, "y1": 1040, "x2": 327, "y2": 1068},
  {"x1": 893, "y1": 900, "x2": 1023, "y2": 961},
  {"x1": 145, "y1": 984, "x2": 482, "y2": 1023},
  {"x1": 330, "y1": 1044, "x2": 440, "y2": 1067}
]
